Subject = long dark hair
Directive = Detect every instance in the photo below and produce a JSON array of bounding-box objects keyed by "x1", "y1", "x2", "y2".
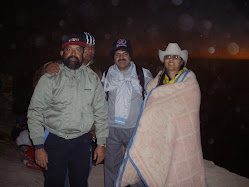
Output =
[{"x1": 157, "y1": 60, "x2": 185, "y2": 86}]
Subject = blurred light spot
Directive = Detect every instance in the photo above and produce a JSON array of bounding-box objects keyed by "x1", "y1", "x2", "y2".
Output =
[
  {"x1": 105, "y1": 33, "x2": 111, "y2": 40},
  {"x1": 225, "y1": 33, "x2": 231, "y2": 39},
  {"x1": 126, "y1": 17, "x2": 133, "y2": 25},
  {"x1": 202, "y1": 30, "x2": 209, "y2": 37},
  {"x1": 62, "y1": 35, "x2": 68, "y2": 42},
  {"x1": 112, "y1": 0, "x2": 119, "y2": 6},
  {"x1": 203, "y1": 20, "x2": 212, "y2": 30},
  {"x1": 177, "y1": 14, "x2": 194, "y2": 31},
  {"x1": 147, "y1": 24, "x2": 159, "y2": 40},
  {"x1": 208, "y1": 47, "x2": 215, "y2": 54},
  {"x1": 235, "y1": 106, "x2": 240, "y2": 112},
  {"x1": 172, "y1": 0, "x2": 183, "y2": 6},
  {"x1": 227, "y1": 42, "x2": 239, "y2": 55},
  {"x1": 59, "y1": 19, "x2": 66, "y2": 27},
  {"x1": 227, "y1": 96, "x2": 232, "y2": 101},
  {"x1": 9, "y1": 43, "x2": 16, "y2": 50},
  {"x1": 208, "y1": 138, "x2": 214, "y2": 144},
  {"x1": 35, "y1": 35, "x2": 46, "y2": 47},
  {"x1": 198, "y1": 20, "x2": 212, "y2": 32},
  {"x1": 80, "y1": 2, "x2": 98, "y2": 18}
]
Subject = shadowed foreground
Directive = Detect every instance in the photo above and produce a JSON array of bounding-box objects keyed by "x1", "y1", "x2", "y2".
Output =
[{"x1": 0, "y1": 141, "x2": 248, "y2": 187}]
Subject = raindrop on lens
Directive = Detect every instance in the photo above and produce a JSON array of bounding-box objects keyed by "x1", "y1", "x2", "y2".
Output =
[
  {"x1": 112, "y1": 0, "x2": 119, "y2": 6},
  {"x1": 59, "y1": 19, "x2": 66, "y2": 27},
  {"x1": 225, "y1": 33, "x2": 231, "y2": 39},
  {"x1": 227, "y1": 42, "x2": 239, "y2": 55},
  {"x1": 35, "y1": 35, "x2": 46, "y2": 47},
  {"x1": 208, "y1": 138, "x2": 214, "y2": 144},
  {"x1": 127, "y1": 17, "x2": 133, "y2": 25},
  {"x1": 105, "y1": 33, "x2": 111, "y2": 40},
  {"x1": 208, "y1": 47, "x2": 215, "y2": 54},
  {"x1": 177, "y1": 14, "x2": 194, "y2": 31},
  {"x1": 9, "y1": 43, "x2": 16, "y2": 50},
  {"x1": 172, "y1": 0, "x2": 183, "y2": 6},
  {"x1": 235, "y1": 106, "x2": 240, "y2": 112}
]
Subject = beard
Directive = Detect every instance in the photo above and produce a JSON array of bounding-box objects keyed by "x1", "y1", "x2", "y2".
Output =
[{"x1": 62, "y1": 55, "x2": 82, "y2": 70}]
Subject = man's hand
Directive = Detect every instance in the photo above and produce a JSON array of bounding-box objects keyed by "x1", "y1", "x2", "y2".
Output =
[
  {"x1": 45, "y1": 62, "x2": 61, "y2": 75},
  {"x1": 93, "y1": 145, "x2": 105, "y2": 165},
  {"x1": 35, "y1": 148, "x2": 48, "y2": 170}
]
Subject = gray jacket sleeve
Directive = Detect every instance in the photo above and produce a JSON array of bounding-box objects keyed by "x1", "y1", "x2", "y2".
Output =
[
  {"x1": 92, "y1": 75, "x2": 109, "y2": 145},
  {"x1": 27, "y1": 75, "x2": 52, "y2": 145}
]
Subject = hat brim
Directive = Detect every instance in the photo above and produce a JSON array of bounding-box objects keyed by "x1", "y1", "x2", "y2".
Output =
[
  {"x1": 158, "y1": 48, "x2": 188, "y2": 65},
  {"x1": 158, "y1": 49, "x2": 182, "y2": 62},
  {"x1": 110, "y1": 47, "x2": 132, "y2": 58},
  {"x1": 62, "y1": 42, "x2": 86, "y2": 48}
]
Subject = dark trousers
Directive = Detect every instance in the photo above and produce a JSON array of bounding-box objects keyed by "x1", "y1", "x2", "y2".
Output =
[{"x1": 44, "y1": 133, "x2": 92, "y2": 187}]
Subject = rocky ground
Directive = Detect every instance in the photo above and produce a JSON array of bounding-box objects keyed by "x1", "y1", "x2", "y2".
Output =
[{"x1": 0, "y1": 114, "x2": 248, "y2": 187}]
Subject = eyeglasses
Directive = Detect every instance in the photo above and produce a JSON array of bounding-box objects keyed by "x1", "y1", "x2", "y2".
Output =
[{"x1": 165, "y1": 55, "x2": 180, "y2": 59}]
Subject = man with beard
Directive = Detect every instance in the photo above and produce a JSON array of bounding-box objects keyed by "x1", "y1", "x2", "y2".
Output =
[
  {"x1": 27, "y1": 34, "x2": 108, "y2": 187},
  {"x1": 32, "y1": 32, "x2": 101, "y2": 87},
  {"x1": 101, "y1": 39, "x2": 153, "y2": 187}
]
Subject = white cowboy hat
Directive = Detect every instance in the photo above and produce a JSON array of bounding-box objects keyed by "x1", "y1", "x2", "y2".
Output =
[{"x1": 158, "y1": 43, "x2": 188, "y2": 65}]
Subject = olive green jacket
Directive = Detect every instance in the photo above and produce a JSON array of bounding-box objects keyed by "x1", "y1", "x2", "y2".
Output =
[{"x1": 28, "y1": 64, "x2": 108, "y2": 145}]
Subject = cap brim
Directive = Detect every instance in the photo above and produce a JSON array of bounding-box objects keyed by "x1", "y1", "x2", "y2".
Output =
[{"x1": 62, "y1": 42, "x2": 86, "y2": 48}]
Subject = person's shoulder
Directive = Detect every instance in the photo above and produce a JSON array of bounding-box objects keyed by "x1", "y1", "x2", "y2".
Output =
[
  {"x1": 146, "y1": 71, "x2": 161, "y2": 93},
  {"x1": 140, "y1": 67, "x2": 153, "y2": 78},
  {"x1": 86, "y1": 66, "x2": 98, "y2": 76},
  {"x1": 35, "y1": 73, "x2": 55, "y2": 88},
  {"x1": 40, "y1": 72, "x2": 55, "y2": 80},
  {"x1": 140, "y1": 66, "x2": 150, "y2": 71},
  {"x1": 85, "y1": 67, "x2": 101, "y2": 83},
  {"x1": 185, "y1": 69, "x2": 196, "y2": 77},
  {"x1": 183, "y1": 69, "x2": 198, "y2": 82}
]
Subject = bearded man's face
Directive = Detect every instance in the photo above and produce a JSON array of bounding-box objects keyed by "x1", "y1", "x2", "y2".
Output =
[{"x1": 61, "y1": 45, "x2": 84, "y2": 70}]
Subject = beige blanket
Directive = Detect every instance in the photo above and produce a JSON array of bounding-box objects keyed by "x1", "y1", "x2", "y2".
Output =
[{"x1": 115, "y1": 71, "x2": 206, "y2": 187}]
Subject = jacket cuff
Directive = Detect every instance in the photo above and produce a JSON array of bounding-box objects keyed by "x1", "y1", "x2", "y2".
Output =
[
  {"x1": 34, "y1": 144, "x2": 44, "y2": 150},
  {"x1": 97, "y1": 137, "x2": 106, "y2": 146},
  {"x1": 32, "y1": 137, "x2": 45, "y2": 145}
]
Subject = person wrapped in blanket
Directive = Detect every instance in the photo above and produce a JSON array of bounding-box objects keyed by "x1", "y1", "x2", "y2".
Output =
[{"x1": 115, "y1": 43, "x2": 206, "y2": 187}]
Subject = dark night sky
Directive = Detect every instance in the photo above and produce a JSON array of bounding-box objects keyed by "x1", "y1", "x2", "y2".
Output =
[{"x1": 1, "y1": 0, "x2": 249, "y2": 64}]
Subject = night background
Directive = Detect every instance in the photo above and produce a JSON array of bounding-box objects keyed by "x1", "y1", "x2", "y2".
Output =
[{"x1": 0, "y1": 0, "x2": 248, "y2": 179}]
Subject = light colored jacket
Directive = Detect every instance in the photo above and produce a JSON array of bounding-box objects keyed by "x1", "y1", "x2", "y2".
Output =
[
  {"x1": 27, "y1": 64, "x2": 108, "y2": 145},
  {"x1": 102, "y1": 63, "x2": 153, "y2": 129}
]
